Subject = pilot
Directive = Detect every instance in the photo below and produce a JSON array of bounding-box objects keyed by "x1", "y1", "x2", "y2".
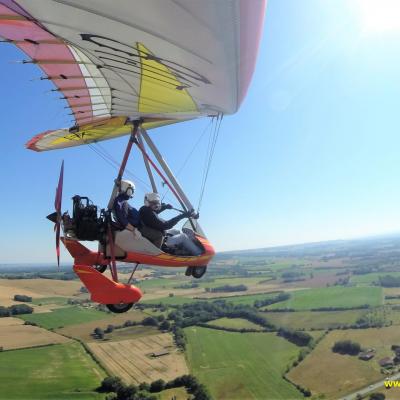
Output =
[
  {"x1": 139, "y1": 192, "x2": 202, "y2": 255},
  {"x1": 113, "y1": 180, "x2": 141, "y2": 238}
]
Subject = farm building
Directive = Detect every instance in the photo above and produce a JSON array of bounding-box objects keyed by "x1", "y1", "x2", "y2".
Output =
[
  {"x1": 359, "y1": 351, "x2": 375, "y2": 361},
  {"x1": 379, "y1": 357, "x2": 394, "y2": 367},
  {"x1": 150, "y1": 350, "x2": 170, "y2": 358}
]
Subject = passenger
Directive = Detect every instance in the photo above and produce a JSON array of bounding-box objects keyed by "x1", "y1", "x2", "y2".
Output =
[
  {"x1": 113, "y1": 180, "x2": 141, "y2": 238},
  {"x1": 139, "y1": 192, "x2": 202, "y2": 255}
]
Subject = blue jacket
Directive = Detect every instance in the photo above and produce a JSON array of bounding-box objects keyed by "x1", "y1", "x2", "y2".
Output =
[{"x1": 113, "y1": 193, "x2": 140, "y2": 228}]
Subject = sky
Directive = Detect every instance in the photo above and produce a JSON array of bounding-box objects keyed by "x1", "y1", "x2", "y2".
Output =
[{"x1": 2, "y1": 0, "x2": 400, "y2": 263}]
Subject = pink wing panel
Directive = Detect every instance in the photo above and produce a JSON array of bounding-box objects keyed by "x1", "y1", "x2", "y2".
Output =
[{"x1": 0, "y1": 1, "x2": 92, "y2": 122}]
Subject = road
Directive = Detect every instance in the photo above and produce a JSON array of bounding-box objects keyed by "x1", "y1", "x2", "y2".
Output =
[{"x1": 339, "y1": 372, "x2": 400, "y2": 400}]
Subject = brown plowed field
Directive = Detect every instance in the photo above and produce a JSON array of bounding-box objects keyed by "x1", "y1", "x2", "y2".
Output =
[
  {"x1": 0, "y1": 278, "x2": 82, "y2": 306},
  {"x1": 0, "y1": 324, "x2": 71, "y2": 350},
  {"x1": 87, "y1": 333, "x2": 188, "y2": 384}
]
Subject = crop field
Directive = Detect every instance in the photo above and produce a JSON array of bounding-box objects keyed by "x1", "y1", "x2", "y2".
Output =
[
  {"x1": 19, "y1": 306, "x2": 108, "y2": 329},
  {"x1": 185, "y1": 326, "x2": 302, "y2": 399},
  {"x1": 263, "y1": 309, "x2": 368, "y2": 330},
  {"x1": 0, "y1": 317, "x2": 24, "y2": 327},
  {"x1": 0, "y1": 324, "x2": 71, "y2": 350},
  {"x1": 56, "y1": 309, "x2": 146, "y2": 341},
  {"x1": 206, "y1": 317, "x2": 265, "y2": 330},
  {"x1": 266, "y1": 286, "x2": 383, "y2": 310},
  {"x1": 351, "y1": 272, "x2": 400, "y2": 285},
  {"x1": 87, "y1": 333, "x2": 188, "y2": 384},
  {"x1": 0, "y1": 278, "x2": 82, "y2": 298},
  {"x1": 288, "y1": 326, "x2": 400, "y2": 398},
  {"x1": 0, "y1": 342, "x2": 105, "y2": 399},
  {"x1": 212, "y1": 291, "x2": 282, "y2": 305}
]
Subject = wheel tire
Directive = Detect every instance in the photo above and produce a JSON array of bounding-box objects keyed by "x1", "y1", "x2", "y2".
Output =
[
  {"x1": 191, "y1": 266, "x2": 207, "y2": 279},
  {"x1": 106, "y1": 303, "x2": 133, "y2": 313},
  {"x1": 94, "y1": 264, "x2": 108, "y2": 273}
]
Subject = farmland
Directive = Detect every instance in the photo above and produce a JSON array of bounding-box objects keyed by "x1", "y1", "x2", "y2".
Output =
[
  {"x1": 56, "y1": 309, "x2": 146, "y2": 341},
  {"x1": 0, "y1": 324, "x2": 71, "y2": 350},
  {"x1": 263, "y1": 309, "x2": 368, "y2": 330},
  {"x1": 185, "y1": 326, "x2": 302, "y2": 399},
  {"x1": 266, "y1": 286, "x2": 383, "y2": 310},
  {"x1": 87, "y1": 333, "x2": 188, "y2": 384},
  {"x1": 206, "y1": 317, "x2": 265, "y2": 330},
  {"x1": 288, "y1": 326, "x2": 400, "y2": 398},
  {"x1": 18, "y1": 306, "x2": 108, "y2": 329},
  {"x1": 0, "y1": 342, "x2": 105, "y2": 399}
]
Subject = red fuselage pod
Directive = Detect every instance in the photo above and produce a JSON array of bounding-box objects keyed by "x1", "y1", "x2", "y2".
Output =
[{"x1": 73, "y1": 264, "x2": 142, "y2": 305}]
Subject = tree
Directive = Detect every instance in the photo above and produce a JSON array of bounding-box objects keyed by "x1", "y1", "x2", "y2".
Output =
[
  {"x1": 142, "y1": 317, "x2": 158, "y2": 326},
  {"x1": 159, "y1": 320, "x2": 171, "y2": 331},
  {"x1": 98, "y1": 376, "x2": 123, "y2": 393},
  {"x1": 149, "y1": 379, "x2": 165, "y2": 393}
]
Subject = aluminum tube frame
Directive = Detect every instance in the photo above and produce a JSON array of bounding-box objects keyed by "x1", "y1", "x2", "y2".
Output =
[
  {"x1": 137, "y1": 130, "x2": 157, "y2": 193},
  {"x1": 107, "y1": 120, "x2": 140, "y2": 209}
]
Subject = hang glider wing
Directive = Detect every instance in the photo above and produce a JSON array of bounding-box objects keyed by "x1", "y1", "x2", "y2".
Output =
[{"x1": 0, "y1": 0, "x2": 266, "y2": 151}]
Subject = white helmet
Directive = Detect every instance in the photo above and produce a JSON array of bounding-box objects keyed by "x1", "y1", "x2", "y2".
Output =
[
  {"x1": 144, "y1": 192, "x2": 161, "y2": 210},
  {"x1": 120, "y1": 180, "x2": 135, "y2": 198}
]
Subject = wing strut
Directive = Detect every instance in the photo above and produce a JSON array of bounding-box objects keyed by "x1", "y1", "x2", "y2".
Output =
[{"x1": 107, "y1": 120, "x2": 141, "y2": 209}]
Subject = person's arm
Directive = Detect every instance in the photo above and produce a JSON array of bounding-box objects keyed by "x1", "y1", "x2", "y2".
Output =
[
  {"x1": 140, "y1": 206, "x2": 185, "y2": 231},
  {"x1": 156, "y1": 203, "x2": 173, "y2": 214}
]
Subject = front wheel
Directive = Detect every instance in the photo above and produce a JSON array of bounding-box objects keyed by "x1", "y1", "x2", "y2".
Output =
[
  {"x1": 191, "y1": 266, "x2": 207, "y2": 279},
  {"x1": 106, "y1": 303, "x2": 133, "y2": 313},
  {"x1": 94, "y1": 264, "x2": 108, "y2": 273}
]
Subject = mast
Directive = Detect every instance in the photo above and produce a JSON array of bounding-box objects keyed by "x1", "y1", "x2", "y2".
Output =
[
  {"x1": 107, "y1": 120, "x2": 141, "y2": 209},
  {"x1": 137, "y1": 130, "x2": 157, "y2": 193}
]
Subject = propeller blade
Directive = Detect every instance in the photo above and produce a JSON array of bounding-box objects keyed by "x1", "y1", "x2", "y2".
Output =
[{"x1": 54, "y1": 161, "x2": 64, "y2": 268}]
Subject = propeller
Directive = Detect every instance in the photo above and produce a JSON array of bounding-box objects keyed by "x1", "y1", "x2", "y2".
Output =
[{"x1": 46, "y1": 160, "x2": 64, "y2": 268}]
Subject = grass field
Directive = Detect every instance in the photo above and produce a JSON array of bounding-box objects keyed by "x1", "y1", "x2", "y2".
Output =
[
  {"x1": 158, "y1": 387, "x2": 189, "y2": 400},
  {"x1": 32, "y1": 296, "x2": 70, "y2": 306},
  {"x1": 288, "y1": 326, "x2": 400, "y2": 399},
  {"x1": 263, "y1": 309, "x2": 368, "y2": 330},
  {"x1": 351, "y1": 272, "x2": 400, "y2": 285},
  {"x1": 266, "y1": 286, "x2": 383, "y2": 310},
  {"x1": 185, "y1": 326, "x2": 302, "y2": 399},
  {"x1": 213, "y1": 291, "x2": 282, "y2": 305},
  {"x1": 19, "y1": 306, "x2": 108, "y2": 329},
  {"x1": 142, "y1": 296, "x2": 199, "y2": 305},
  {"x1": 0, "y1": 342, "x2": 105, "y2": 399},
  {"x1": 206, "y1": 317, "x2": 265, "y2": 330}
]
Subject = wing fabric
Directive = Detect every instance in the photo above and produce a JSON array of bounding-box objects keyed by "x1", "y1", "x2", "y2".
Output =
[{"x1": 0, "y1": 0, "x2": 266, "y2": 151}]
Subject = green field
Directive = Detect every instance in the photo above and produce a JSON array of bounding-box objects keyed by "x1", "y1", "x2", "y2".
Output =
[
  {"x1": 142, "y1": 296, "x2": 198, "y2": 305},
  {"x1": 351, "y1": 272, "x2": 400, "y2": 285},
  {"x1": 32, "y1": 296, "x2": 69, "y2": 306},
  {"x1": 185, "y1": 326, "x2": 302, "y2": 399},
  {"x1": 200, "y1": 276, "x2": 272, "y2": 289},
  {"x1": 19, "y1": 306, "x2": 108, "y2": 329},
  {"x1": 263, "y1": 309, "x2": 368, "y2": 330},
  {"x1": 207, "y1": 317, "x2": 265, "y2": 330},
  {"x1": 0, "y1": 343, "x2": 105, "y2": 399},
  {"x1": 212, "y1": 291, "x2": 282, "y2": 305},
  {"x1": 267, "y1": 286, "x2": 383, "y2": 311}
]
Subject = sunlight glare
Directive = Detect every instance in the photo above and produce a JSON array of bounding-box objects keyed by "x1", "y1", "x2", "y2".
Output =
[{"x1": 356, "y1": 0, "x2": 400, "y2": 33}]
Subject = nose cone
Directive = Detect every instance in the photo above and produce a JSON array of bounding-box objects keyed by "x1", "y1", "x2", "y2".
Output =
[{"x1": 46, "y1": 211, "x2": 58, "y2": 223}]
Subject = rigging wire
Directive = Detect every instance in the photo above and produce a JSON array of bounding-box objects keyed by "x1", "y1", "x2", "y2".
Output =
[
  {"x1": 197, "y1": 114, "x2": 223, "y2": 212},
  {"x1": 160, "y1": 118, "x2": 214, "y2": 203}
]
